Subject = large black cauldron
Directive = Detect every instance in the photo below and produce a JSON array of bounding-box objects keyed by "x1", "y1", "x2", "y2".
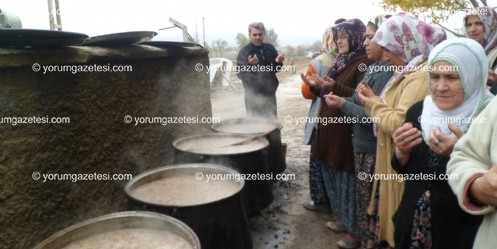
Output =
[
  {"x1": 212, "y1": 117, "x2": 286, "y2": 175},
  {"x1": 125, "y1": 163, "x2": 252, "y2": 249},
  {"x1": 34, "y1": 211, "x2": 200, "y2": 249},
  {"x1": 172, "y1": 133, "x2": 273, "y2": 215}
]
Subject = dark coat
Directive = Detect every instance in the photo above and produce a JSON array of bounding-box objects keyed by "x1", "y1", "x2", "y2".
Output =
[
  {"x1": 236, "y1": 42, "x2": 282, "y2": 96},
  {"x1": 311, "y1": 52, "x2": 373, "y2": 172},
  {"x1": 391, "y1": 101, "x2": 482, "y2": 249}
]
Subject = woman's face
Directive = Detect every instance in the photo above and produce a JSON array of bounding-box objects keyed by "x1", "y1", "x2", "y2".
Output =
[
  {"x1": 336, "y1": 32, "x2": 350, "y2": 54},
  {"x1": 429, "y1": 61, "x2": 465, "y2": 111},
  {"x1": 382, "y1": 49, "x2": 406, "y2": 66},
  {"x1": 364, "y1": 25, "x2": 382, "y2": 61},
  {"x1": 465, "y1": 15, "x2": 485, "y2": 45}
]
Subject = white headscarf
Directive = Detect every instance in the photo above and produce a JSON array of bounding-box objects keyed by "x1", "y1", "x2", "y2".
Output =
[
  {"x1": 463, "y1": 6, "x2": 497, "y2": 54},
  {"x1": 421, "y1": 37, "x2": 494, "y2": 142}
]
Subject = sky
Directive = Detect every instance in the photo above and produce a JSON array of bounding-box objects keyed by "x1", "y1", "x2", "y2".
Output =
[{"x1": 0, "y1": 0, "x2": 496, "y2": 47}]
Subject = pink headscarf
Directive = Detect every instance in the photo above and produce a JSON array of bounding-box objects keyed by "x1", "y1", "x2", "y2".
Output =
[{"x1": 373, "y1": 13, "x2": 447, "y2": 63}]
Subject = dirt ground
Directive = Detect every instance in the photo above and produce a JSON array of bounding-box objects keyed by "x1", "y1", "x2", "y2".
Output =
[{"x1": 210, "y1": 58, "x2": 342, "y2": 249}]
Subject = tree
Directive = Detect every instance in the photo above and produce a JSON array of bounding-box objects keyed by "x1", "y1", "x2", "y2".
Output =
[
  {"x1": 234, "y1": 28, "x2": 280, "y2": 49},
  {"x1": 235, "y1": 33, "x2": 249, "y2": 50},
  {"x1": 210, "y1": 38, "x2": 229, "y2": 57},
  {"x1": 309, "y1": 40, "x2": 322, "y2": 52},
  {"x1": 265, "y1": 28, "x2": 279, "y2": 48},
  {"x1": 378, "y1": 0, "x2": 483, "y2": 23},
  {"x1": 296, "y1": 45, "x2": 306, "y2": 57},
  {"x1": 285, "y1": 45, "x2": 296, "y2": 57}
]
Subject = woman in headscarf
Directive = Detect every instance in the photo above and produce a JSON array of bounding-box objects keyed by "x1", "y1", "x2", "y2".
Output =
[
  {"x1": 391, "y1": 37, "x2": 490, "y2": 249},
  {"x1": 300, "y1": 25, "x2": 337, "y2": 213},
  {"x1": 323, "y1": 14, "x2": 392, "y2": 249},
  {"x1": 306, "y1": 18, "x2": 374, "y2": 249},
  {"x1": 357, "y1": 13, "x2": 447, "y2": 248},
  {"x1": 464, "y1": 6, "x2": 497, "y2": 94}
]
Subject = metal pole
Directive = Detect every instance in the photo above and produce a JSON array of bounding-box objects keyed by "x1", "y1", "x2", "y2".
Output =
[
  {"x1": 55, "y1": 0, "x2": 62, "y2": 30},
  {"x1": 47, "y1": 0, "x2": 55, "y2": 30}
]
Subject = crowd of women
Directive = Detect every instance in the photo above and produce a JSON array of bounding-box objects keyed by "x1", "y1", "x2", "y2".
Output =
[{"x1": 300, "y1": 6, "x2": 497, "y2": 249}]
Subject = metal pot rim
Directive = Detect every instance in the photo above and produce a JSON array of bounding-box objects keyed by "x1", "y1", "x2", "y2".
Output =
[
  {"x1": 33, "y1": 211, "x2": 200, "y2": 249},
  {"x1": 125, "y1": 163, "x2": 245, "y2": 207},
  {"x1": 211, "y1": 117, "x2": 283, "y2": 135},
  {"x1": 172, "y1": 133, "x2": 269, "y2": 155}
]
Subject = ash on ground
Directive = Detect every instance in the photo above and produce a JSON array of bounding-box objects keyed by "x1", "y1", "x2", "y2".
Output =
[{"x1": 249, "y1": 178, "x2": 302, "y2": 249}]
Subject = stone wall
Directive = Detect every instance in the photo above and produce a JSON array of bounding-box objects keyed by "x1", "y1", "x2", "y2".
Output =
[{"x1": 0, "y1": 44, "x2": 212, "y2": 248}]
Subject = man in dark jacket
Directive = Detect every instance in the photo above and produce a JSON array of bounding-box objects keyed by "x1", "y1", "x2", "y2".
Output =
[{"x1": 236, "y1": 22, "x2": 285, "y2": 120}]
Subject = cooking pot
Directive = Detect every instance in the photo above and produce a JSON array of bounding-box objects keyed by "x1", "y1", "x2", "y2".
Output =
[
  {"x1": 172, "y1": 133, "x2": 273, "y2": 215},
  {"x1": 125, "y1": 163, "x2": 252, "y2": 249},
  {"x1": 33, "y1": 211, "x2": 200, "y2": 249},
  {"x1": 212, "y1": 117, "x2": 287, "y2": 174}
]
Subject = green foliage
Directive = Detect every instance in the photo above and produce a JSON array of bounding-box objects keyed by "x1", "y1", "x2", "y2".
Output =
[{"x1": 378, "y1": 0, "x2": 482, "y2": 23}]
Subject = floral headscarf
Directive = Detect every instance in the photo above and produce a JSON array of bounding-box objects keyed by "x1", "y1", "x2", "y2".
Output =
[
  {"x1": 367, "y1": 14, "x2": 392, "y2": 30},
  {"x1": 373, "y1": 13, "x2": 446, "y2": 99},
  {"x1": 421, "y1": 37, "x2": 494, "y2": 141},
  {"x1": 372, "y1": 13, "x2": 447, "y2": 63},
  {"x1": 328, "y1": 18, "x2": 366, "y2": 79},
  {"x1": 463, "y1": 6, "x2": 497, "y2": 54}
]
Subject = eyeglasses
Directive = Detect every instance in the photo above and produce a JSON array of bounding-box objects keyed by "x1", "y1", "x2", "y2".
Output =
[{"x1": 363, "y1": 33, "x2": 375, "y2": 40}]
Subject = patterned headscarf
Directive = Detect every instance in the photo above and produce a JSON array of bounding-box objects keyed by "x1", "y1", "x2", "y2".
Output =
[
  {"x1": 463, "y1": 6, "x2": 497, "y2": 54},
  {"x1": 328, "y1": 18, "x2": 366, "y2": 79},
  {"x1": 421, "y1": 37, "x2": 494, "y2": 141},
  {"x1": 367, "y1": 14, "x2": 392, "y2": 30},
  {"x1": 372, "y1": 14, "x2": 447, "y2": 137},
  {"x1": 322, "y1": 26, "x2": 337, "y2": 56},
  {"x1": 372, "y1": 13, "x2": 447, "y2": 63}
]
